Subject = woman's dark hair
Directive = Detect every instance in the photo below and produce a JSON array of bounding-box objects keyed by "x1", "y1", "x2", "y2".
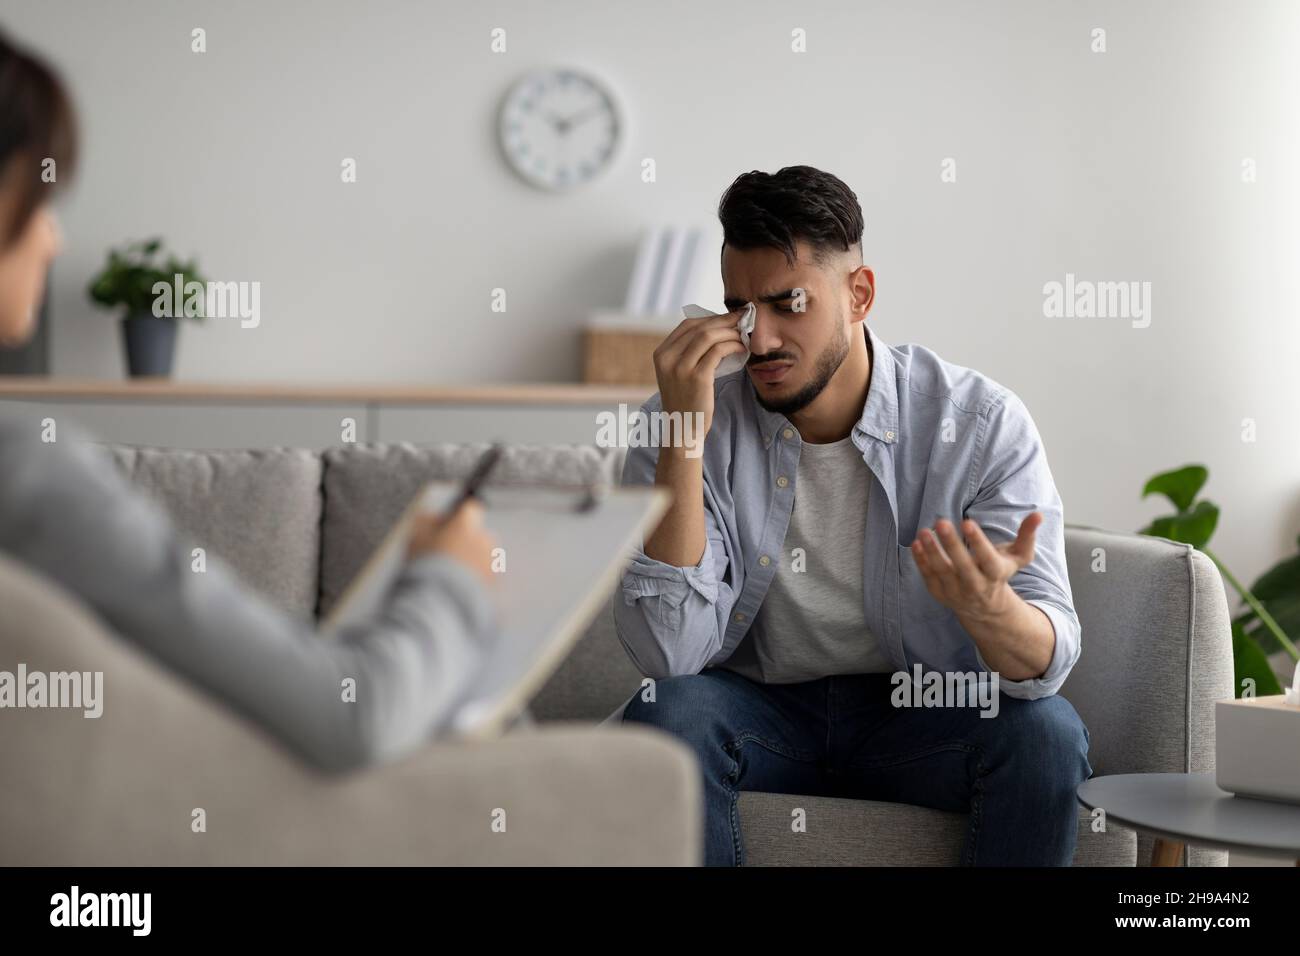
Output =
[
  {"x1": 717, "y1": 165, "x2": 863, "y2": 268},
  {"x1": 0, "y1": 29, "x2": 77, "y2": 244}
]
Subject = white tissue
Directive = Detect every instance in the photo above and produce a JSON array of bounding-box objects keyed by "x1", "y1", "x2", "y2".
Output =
[{"x1": 681, "y1": 302, "x2": 755, "y2": 377}]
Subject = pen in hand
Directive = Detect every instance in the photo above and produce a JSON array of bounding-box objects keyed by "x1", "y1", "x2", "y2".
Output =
[{"x1": 405, "y1": 444, "x2": 505, "y2": 585}]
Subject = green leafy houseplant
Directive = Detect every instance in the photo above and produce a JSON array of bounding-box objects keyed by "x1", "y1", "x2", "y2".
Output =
[
  {"x1": 87, "y1": 237, "x2": 208, "y2": 377},
  {"x1": 1139, "y1": 465, "x2": 1299, "y2": 697},
  {"x1": 87, "y1": 238, "x2": 207, "y2": 317}
]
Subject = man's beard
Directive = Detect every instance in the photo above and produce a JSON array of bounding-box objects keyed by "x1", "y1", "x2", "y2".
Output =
[{"x1": 752, "y1": 319, "x2": 850, "y2": 417}]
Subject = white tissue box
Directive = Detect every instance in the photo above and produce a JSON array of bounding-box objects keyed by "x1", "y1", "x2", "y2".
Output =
[{"x1": 1215, "y1": 695, "x2": 1300, "y2": 803}]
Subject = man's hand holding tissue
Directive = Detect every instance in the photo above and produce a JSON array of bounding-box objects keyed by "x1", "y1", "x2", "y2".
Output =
[
  {"x1": 652, "y1": 307, "x2": 749, "y2": 441},
  {"x1": 642, "y1": 308, "x2": 748, "y2": 569}
]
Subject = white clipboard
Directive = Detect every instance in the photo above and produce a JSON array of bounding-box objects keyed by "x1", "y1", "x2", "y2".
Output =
[{"x1": 323, "y1": 479, "x2": 671, "y2": 740}]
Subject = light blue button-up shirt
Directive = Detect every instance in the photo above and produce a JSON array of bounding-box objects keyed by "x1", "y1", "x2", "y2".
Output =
[{"x1": 614, "y1": 324, "x2": 1080, "y2": 700}]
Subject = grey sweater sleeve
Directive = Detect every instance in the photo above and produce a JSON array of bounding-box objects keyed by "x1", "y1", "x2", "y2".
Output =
[{"x1": 0, "y1": 418, "x2": 501, "y2": 773}]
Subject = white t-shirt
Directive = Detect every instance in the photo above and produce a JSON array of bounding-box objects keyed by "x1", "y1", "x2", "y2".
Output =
[{"x1": 721, "y1": 432, "x2": 892, "y2": 684}]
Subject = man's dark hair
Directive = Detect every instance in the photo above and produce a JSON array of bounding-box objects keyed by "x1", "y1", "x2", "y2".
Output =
[
  {"x1": 0, "y1": 29, "x2": 78, "y2": 245},
  {"x1": 717, "y1": 165, "x2": 863, "y2": 268}
]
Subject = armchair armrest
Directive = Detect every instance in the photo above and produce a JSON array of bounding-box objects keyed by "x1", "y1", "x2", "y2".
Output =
[
  {"x1": 1061, "y1": 525, "x2": 1234, "y2": 866},
  {"x1": 0, "y1": 552, "x2": 700, "y2": 865}
]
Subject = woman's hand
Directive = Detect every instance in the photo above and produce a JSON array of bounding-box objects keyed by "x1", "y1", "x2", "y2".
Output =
[{"x1": 406, "y1": 499, "x2": 499, "y2": 586}]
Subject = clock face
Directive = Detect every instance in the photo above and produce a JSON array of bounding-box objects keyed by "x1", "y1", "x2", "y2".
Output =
[{"x1": 498, "y1": 68, "x2": 621, "y2": 191}]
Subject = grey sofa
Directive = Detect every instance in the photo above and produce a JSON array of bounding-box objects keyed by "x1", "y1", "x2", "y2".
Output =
[{"x1": 0, "y1": 440, "x2": 1234, "y2": 865}]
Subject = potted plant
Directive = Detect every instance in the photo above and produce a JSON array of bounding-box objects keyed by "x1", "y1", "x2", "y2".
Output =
[
  {"x1": 1139, "y1": 464, "x2": 1299, "y2": 697},
  {"x1": 88, "y1": 238, "x2": 207, "y2": 377}
]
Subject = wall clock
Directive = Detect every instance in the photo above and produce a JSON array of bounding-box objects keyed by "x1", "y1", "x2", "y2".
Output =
[{"x1": 498, "y1": 68, "x2": 622, "y2": 191}]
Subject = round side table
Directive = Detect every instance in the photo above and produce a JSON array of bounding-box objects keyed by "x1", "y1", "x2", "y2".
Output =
[{"x1": 1078, "y1": 772, "x2": 1300, "y2": 866}]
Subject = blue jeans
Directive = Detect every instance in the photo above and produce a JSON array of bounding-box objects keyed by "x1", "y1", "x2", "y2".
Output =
[{"x1": 621, "y1": 668, "x2": 1093, "y2": 866}]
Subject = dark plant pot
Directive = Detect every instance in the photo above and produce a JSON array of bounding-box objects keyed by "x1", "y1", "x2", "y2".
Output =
[{"x1": 120, "y1": 313, "x2": 177, "y2": 378}]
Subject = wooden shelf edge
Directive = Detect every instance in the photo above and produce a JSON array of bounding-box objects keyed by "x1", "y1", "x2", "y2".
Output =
[{"x1": 0, "y1": 379, "x2": 657, "y2": 406}]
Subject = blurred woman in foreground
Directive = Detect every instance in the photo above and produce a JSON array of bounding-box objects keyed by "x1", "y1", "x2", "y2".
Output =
[{"x1": 0, "y1": 30, "x2": 503, "y2": 771}]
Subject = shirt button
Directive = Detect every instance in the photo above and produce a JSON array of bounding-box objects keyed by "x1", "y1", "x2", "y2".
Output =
[
  {"x1": 782, "y1": 427, "x2": 794, "y2": 440},
  {"x1": 885, "y1": 430, "x2": 895, "y2": 441},
  {"x1": 776, "y1": 476, "x2": 789, "y2": 488},
  {"x1": 758, "y1": 555, "x2": 771, "y2": 567},
  {"x1": 733, "y1": 612, "x2": 746, "y2": 623}
]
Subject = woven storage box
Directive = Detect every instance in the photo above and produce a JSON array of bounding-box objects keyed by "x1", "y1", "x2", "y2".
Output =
[{"x1": 583, "y1": 326, "x2": 665, "y2": 386}]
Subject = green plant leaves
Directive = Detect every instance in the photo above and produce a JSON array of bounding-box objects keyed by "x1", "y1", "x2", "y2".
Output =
[
  {"x1": 1232, "y1": 619, "x2": 1284, "y2": 697},
  {"x1": 1139, "y1": 500, "x2": 1220, "y2": 550},
  {"x1": 86, "y1": 238, "x2": 207, "y2": 318},
  {"x1": 1232, "y1": 538, "x2": 1300, "y2": 655},
  {"x1": 1142, "y1": 465, "x2": 1208, "y2": 512},
  {"x1": 1140, "y1": 464, "x2": 1297, "y2": 698},
  {"x1": 1251, "y1": 536, "x2": 1300, "y2": 602}
]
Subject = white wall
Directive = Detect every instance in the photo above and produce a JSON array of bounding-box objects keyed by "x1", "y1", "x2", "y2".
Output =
[{"x1": 7, "y1": 0, "x2": 1300, "y2": 585}]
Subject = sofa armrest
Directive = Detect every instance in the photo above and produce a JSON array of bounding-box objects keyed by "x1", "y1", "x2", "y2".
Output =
[
  {"x1": 0, "y1": 553, "x2": 700, "y2": 865},
  {"x1": 1061, "y1": 526, "x2": 1234, "y2": 866},
  {"x1": 1061, "y1": 526, "x2": 1234, "y2": 777}
]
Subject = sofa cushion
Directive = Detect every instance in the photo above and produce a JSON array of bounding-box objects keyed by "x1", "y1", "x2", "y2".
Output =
[
  {"x1": 319, "y1": 443, "x2": 640, "y2": 719},
  {"x1": 528, "y1": 596, "x2": 645, "y2": 722},
  {"x1": 318, "y1": 442, "x2": 621, "y2": 618},
  {"x1": 109, "y1": 445, "x2": 322, "y2": 619},
  {"x1": 737, "y1": 793, "x2": 1138, "y2": 866}
]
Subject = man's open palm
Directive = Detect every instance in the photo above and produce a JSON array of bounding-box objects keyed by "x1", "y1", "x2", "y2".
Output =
[{"x1": 910, "y1": 512, "x2": 1042, "y2": 620}]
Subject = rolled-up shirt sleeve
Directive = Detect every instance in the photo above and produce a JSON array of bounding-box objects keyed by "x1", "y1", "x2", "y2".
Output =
[
  {"x1": 973, "y1": 598, "x2": 1081, "y2": 700},
  {"x1": 612, "y1": 415, "x2": 735, "y2": 678},
  {"x1": 621, "y1": 546, "x2": 718, "y2": 605},
  {"x1": 0, "y1": 418, "x2": 501, "y2": 772},
  {"x1": 964, "y1": 390, "x2": 1081, "y2": 700}
]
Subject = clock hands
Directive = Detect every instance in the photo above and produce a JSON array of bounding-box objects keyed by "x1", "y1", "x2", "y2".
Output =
[
  {"x1": 542, "y1": 104, "x2": 607, "y2": 136},
  {"x1": 560, "y1": 104, "x2": 606, "y2": 129}
]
